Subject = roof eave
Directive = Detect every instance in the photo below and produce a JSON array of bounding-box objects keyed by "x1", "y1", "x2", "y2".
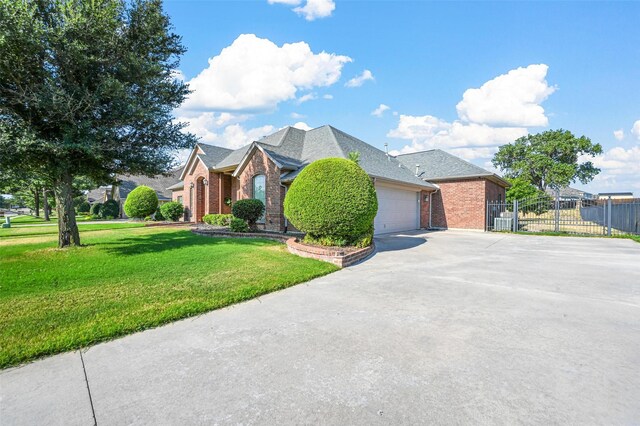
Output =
[{"x1": 371, "y1": 175, "x2": 438, "y2": 191}]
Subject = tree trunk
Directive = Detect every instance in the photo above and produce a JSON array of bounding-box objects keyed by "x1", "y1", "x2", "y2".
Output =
[
  {"x1": 43, "y1": 188, "x2": 50, "y2": 221},
  {"x1": 54, "y1": 172, "x2": 81, "y2": 248},
  {"x1": 33, "y1": 188, "x2": 40, "y2": 217}
]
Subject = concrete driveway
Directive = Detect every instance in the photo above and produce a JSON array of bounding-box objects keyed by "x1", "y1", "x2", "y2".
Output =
[{"x1": 2, "y1": 231, "x2": 640, "y2": 425}]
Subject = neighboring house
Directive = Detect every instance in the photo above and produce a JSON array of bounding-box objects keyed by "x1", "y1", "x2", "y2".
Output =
[
  {"x1": 396, "y1": 149, "x2": 509, "y2": 230},
  {"x1": 597, "y1": 192, "x2": 634, "y2": 200},
  {"x1": 87, "y1": 168, "x2": 183, "y2": 218},
  {"x1": 169, "y1": 125, "x2": 509, "y2": 233},
  {"x1": 545, "y1": 186, "x2": 595, "y2": 200}
]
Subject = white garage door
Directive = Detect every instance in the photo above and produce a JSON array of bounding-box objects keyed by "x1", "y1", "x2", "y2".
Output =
[{"x1": 374, "y1": 183, "x2": 420, "y2": 235}]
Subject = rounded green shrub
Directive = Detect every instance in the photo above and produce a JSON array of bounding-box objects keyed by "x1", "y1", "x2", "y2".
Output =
[
  {"x1": 101, "y1": 199, "x2": 120, "y2": 218},
  {"x1": 231, "y1": 199, "x2": 265, "y2": 229},
  {"x1": 77, "y1": 201, "x2": 91, "y2": 214},
  {"x1": 123, "y1": 186, "x2": 158, "y2": 219},
  {"x1": 284, "y1": 158, "x2": 378, "y2": 247},
  {"x1": 203, "y1": 213, "x2": 233, "y2": 226},
  {"x1": 160, "y1": 201, "x2": 184, "y2": 221},
  {"x1": 154, "y1": 206, "x2": 165, "y2": 221},
  {"x1": 229, "y1": 217, "x2": 249, "y2": 232},
  {"x1": 90, "y1": 202, "x2": 103, "y2": 216}
]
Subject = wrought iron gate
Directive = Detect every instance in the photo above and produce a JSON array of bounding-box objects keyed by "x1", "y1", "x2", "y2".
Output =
[{"x1": 487, "y1": 194, "x2": 640, "y2": 236}]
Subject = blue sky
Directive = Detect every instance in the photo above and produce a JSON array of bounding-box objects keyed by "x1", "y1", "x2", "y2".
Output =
[{"x1": 165, "y1": 0, "x2": 640, "y2": 194}]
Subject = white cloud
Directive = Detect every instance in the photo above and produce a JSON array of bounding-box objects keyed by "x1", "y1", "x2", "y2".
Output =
[
  {"x1": 222, "y1": 124, "x2": 276, "y2": 149},
  {"x1": 268, "y1": 0, "x2": 335, "y2": 20},
  {"x1": 456, "y1": 64, "x2": 556, "y2": 127},
  {"x1": 632, "y1": 120, "x2": 640, "y2": 141},
  {"x1": 589, "y1": 146, "x2": 640, "y2": 192},
  {"x1": 293, "y1": 0, "x2": 335, "y2": 20},
  {"x1": 388, "y1": 114, "x2": 528, "y2": 155},
  {"x1": 323, "y1": 94, "x2": 333, "y2": 100},
  {"x1": 613, "y1": 129, "x2": 625, "y2": 141},
  {"x1": 290, "y1": 112, "x2": 305, "y2": 119},
  {"x1": 183, "y1": 34, "x2": 351, "y2": 112},
  {"x1": 371, "y1": 104, "x2": 390, "y2": 117},
  {"x1": 175, "y1": 110, "x2": 274, "y2": 149},
  {"x1": 345, "y1": 69, "x2": 374, "y2": 88},
  {"x1": 297, "y1": 93, "x2": 317, "y2": 104},
  {"x1": 388, "y1": 64, "x2": 556, "y2": 160},
  {"x1": 291, "y1": 121, "x2": 312, "y2": 131}
]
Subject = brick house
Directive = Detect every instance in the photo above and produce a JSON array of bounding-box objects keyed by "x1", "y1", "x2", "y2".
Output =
[
  {"x1": 396, "y1": 149, "x2": 509, "y2": 230},
  {"x1": 168, "y1": 125, "x2": 508, "y2": 233}
]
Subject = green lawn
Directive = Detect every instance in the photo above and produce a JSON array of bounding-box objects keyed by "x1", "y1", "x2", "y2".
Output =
[
  {"x1": 0, "y1": 226, "x2": 337, "y2": 368},
  {"x1": 5, "y1": 214, "x2": 92, "y2": 225},
  {"x1": 0, "y1": 222, "x2": 144, "y2": 238}
]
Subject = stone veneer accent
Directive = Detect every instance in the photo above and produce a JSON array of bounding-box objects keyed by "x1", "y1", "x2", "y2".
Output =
[{"x1": 286, "y1": 238, "x2": 375, "y2": 268}]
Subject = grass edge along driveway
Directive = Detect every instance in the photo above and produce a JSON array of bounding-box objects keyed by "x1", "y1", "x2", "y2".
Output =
[{"x1": 0, "y1": 226, "x2": 337, "y2": 369}]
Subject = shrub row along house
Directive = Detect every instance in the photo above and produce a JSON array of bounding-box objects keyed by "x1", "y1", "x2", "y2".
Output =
[
  {"x1": 168, "y1": 125, "x2": 509, "y2": 234},
  {"x1": 87, "y1": 170, "x2": 183, "y2": 218}
]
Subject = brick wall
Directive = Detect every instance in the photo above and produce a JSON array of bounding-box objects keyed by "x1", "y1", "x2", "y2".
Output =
[
  {"x1": 236, "y1": 148, "x2": 285, "y2": 232},
  {"x1": 180, "y1": 157, "x2": 234, "y2": 222},
  {"x1": 485, "y1": 179, "x2": 506, "y2": 203},
  {"x1": 430, "y1": 178, "x2": 502, "y2": 230},
  {"x1": 420, "y1": 190, "x2": 430, "y2": 228}
]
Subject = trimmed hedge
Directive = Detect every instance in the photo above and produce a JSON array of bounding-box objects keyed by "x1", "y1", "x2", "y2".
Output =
[
  {"x1": 101, "y1": 199, "x2": 119, "y2": 219},
  {"x1": 229, "y1": 217, "x2": 249, "y2": 232},
  {"x1": 160, "y1": 201, "x2": 184, "y2": 221},
  {"x1": 202, "y1": 213, "x2": 233, "y2": 226},
  {"x1": 284, "y1": 158, "x2": 378, "y2": 247},
  {"x1": 123, "y1": 186, "x2": 158, "y2": 219},
  {"x1": 231, "y1": 199, "x2": 265, "y2": 229},
  {"x1": 154, "y1": 206, "x2": 165, "y2": 221},
  {"x1": 90, "y1": 202, "x2": 103, "y2": 216},
  {"x1": 77, "y1": 201, "x2": 91, "y2": 214}
]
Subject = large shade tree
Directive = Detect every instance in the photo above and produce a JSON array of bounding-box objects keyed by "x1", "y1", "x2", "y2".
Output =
[
  {"x1": 492, "y1": 129, "x2": 602, "y2": 192},
  {"x1": 0, "y1": 0, "x2": 194, "y2": 247}
]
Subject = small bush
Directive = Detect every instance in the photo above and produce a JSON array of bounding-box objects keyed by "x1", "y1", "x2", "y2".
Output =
[
  {"x1": 284, "y1": 158, "x2": 377, "y2": 247},
  {"x1": 229, "y1": 217, "x2": 249, "y2": 233},
  {"x1": 77, "y1": 201, "x2": 91, "y2": 214},
  {"x1": 90, "y1": 202, "x2": 103, "y2": 216},
  {"x1": 231, "y1": 199, "x2": 265, "y2": 229},
  {"x1": 123, "y1": 186, "x2": 158, "y2": 219},
  {"x1": 203, "y1": 213, "x2": 234, "y2": 226},
  {"x1": 160, "y1": 201, "x2": 184, "y2": 222},
  {"x1": 88, "y1": 214, "x2": 101, "y2": 220},
  {"x1": 101, "y1": 199, "x2": 119, "y2": 219},
  {"x1": 154, "y1": 206, "x2": 165, "y2": 221},
  {"x1": 144, "y1": 215, "x2": 153, "y2": 221}
]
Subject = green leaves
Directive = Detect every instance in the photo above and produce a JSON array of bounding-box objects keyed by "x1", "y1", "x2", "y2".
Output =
[{"x1": 492, "y1": 129, "x2": 602, "y2": 191}]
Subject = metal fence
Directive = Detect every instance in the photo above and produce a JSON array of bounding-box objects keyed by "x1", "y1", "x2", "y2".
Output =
[{"x1": 487, "y1": 194, "x2": 640, "y2": 236}]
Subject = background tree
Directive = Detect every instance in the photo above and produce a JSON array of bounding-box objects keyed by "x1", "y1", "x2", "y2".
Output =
[
  {"x1": 0, "y1": 0, "x2": 194, "y2": 247},
  {"x1": 492, "y1": 129, "x2": 602, "y2": 191}
]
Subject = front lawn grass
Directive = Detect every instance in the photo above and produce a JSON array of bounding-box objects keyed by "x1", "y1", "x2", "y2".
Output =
[
  {"x1": 0, "y1": 226, "x2": 337, "y2": 368},
  {"x1": 0, "y1": 222, "x2": 144, "y2": 238}
]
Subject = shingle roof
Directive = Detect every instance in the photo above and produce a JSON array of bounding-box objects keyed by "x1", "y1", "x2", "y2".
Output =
[
  {"x1": 116, "y1": 167, "x2": 183, "y2": 201},
  {"x1": 174, "y1": 126, "x2": 463, "y2": 190},
  {"x1": 197, "y1": 144, "x2": 234, "y2": 168},
  {"x1": 545, "y1": 186, "x2": 594, "y2": 199},
  {"x1": 396, "y1": 149, "x2": 507, "y2": 185}
]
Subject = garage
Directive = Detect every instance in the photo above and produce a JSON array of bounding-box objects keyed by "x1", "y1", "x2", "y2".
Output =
[{"x1": 374, "y1": 183, "x2": 420, "y2": 235}]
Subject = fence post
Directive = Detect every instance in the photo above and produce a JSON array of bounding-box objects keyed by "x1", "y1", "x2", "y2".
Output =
[
  {"x1": 607, "y1": 196, "x2": 612, "y2": 236},
  {"x1": 513, "y1": 200, "x2": 518, "y2": 232},
  {"x1": 554, "y1": 190, "x2": 560, "y2": 232},
  {"x1": 486, "y1": 200, "x2": 490, "y2": 231}
]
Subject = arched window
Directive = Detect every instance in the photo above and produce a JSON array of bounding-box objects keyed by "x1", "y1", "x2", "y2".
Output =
[{"x1": 253, "y1": 175, "x2": 266, "y2": 222}]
